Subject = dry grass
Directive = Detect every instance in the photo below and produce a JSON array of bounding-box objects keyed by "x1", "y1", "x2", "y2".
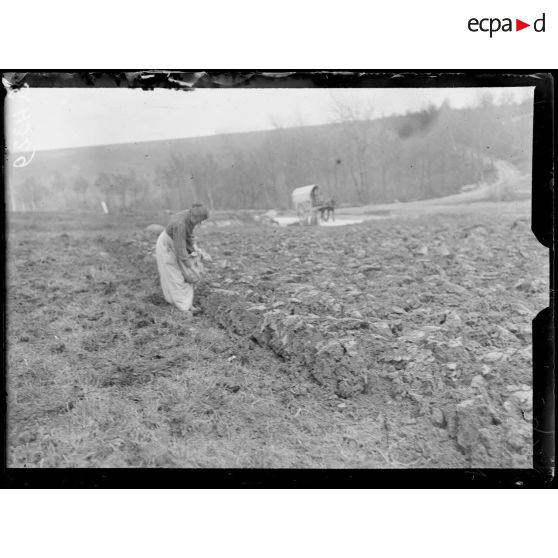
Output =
[
  {"x1": 7, "y1": 212, "x2": 450, "y2": 468},
  {"x1": 6, "y1": 208, "x2": 542, "y2": 468}
]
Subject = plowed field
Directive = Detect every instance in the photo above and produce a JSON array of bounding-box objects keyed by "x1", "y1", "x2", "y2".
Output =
[{"x1": 6, "y1": 201, "x2": 546, "y2": 468}]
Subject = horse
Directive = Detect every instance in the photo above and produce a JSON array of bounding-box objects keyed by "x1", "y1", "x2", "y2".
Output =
[{"x1": 319, "y1": 197, "x2": 336, "y2": 222}]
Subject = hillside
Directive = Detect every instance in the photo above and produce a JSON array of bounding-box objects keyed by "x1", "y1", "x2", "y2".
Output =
[
  {"x1": 6, "y1": 98, "x2": 533, "y2": 212},
  {"x1": 7, "y1": 128, "x2": 286, "y2": 184}
]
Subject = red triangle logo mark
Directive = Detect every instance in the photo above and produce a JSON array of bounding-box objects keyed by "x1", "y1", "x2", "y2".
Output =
[{"x1": 516, "y1": 19, "x2": 530, "y2": 31}]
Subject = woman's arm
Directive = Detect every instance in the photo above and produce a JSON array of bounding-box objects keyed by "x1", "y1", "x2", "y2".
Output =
[
  {"x1": 192, "y1": 240, "x2": 212, "y2": 262},
  {"x1": 170, "y1": 219, "x2": 194, "y2": 263},
  {"x1": 184, "y1": 224, "x2": 196, "y2": 254}
]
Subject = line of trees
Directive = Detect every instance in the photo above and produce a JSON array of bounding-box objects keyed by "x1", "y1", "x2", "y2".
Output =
[
  {"x1": 9, "y1": 96, "x2": 532, "y2": 212},
  {"x1": 13, "y1": 169, "x2": 150, "y2": 212}
]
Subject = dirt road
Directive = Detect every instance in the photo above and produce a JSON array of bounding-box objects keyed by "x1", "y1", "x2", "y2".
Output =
[{"x1": 275, "y1": 161, "x2": 530, "y2": 226}]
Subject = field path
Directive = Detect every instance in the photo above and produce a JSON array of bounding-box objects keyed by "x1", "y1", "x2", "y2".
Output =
[{"x1": 338, "y1": 160, "x2": 529, "y2": 219}]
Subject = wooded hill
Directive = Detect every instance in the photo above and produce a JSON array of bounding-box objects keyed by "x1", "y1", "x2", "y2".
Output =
[{"x1": 7, "y1": 97, "x2": 533, "y2": 212}]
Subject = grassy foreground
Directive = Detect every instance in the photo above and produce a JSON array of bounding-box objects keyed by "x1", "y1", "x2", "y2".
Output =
[{"x1": 6, "y1": 205, "x2": 545, "y2": 468}]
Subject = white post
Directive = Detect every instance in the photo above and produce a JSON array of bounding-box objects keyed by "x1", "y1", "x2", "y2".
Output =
[
  {"x1": 9, "y1": 184, "x2": 17, "y2": 211},
  {"x1": 101, "y1": 201, "x2": 109, "y2": 214}
]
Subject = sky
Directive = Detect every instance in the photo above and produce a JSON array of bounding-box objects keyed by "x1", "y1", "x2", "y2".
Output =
[{"x1": 5, "y1": 86, "x2": 534, "y2": 152}]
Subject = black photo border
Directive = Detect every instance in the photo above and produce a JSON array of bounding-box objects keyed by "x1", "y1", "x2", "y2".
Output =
[{"x1": 1, "y1": 70, "x2": 555, "y2": 488}]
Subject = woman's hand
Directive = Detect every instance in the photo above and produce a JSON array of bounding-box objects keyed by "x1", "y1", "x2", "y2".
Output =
[{"x1": 198, "y1": 248, "x2": 212, "y2": 263}]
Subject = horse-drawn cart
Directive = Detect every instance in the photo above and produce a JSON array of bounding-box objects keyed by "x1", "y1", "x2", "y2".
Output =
[{"x1": 291, "y1": 184, "x2": 336, "y2": 225}]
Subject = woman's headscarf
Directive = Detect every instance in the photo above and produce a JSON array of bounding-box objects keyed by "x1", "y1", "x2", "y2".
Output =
[{"x1": 189, "y1": 203, "x2": 209, "y2": 222}]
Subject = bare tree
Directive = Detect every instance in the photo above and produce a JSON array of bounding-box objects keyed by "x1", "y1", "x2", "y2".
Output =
[
  {"x1": 19, "y1": 176, "x2": 45, "y2": 211},
  {"x1": 330, "y1": 93, "x2": 376, "y2": 203},
  {"x1": 155, "y1": 153, "x2": 196, "y2": 209},
  {"x1": 72, "y1": 175, "x2": 90, "y2": 208},
  {"x1": 94, "y1": 173, "x2": 116, "y2": 211}
]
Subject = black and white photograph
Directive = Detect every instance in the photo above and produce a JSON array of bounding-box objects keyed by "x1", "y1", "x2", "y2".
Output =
[{"x1": 2, "y1": 72, "x2": 552, "y2": 474}]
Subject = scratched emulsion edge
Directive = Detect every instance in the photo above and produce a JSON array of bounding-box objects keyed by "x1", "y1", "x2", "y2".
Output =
[
  {"x1": 3, "y1": 70, "x2": 551, "y2": 91},
  {"x1": 530, "y1": 73, "x2": 555, "y2": 482},
  {"x1": 1, "y1": 75, "x2": 9, "y2": 477},
  {"x1": 1, "y1": 71, "x2": 554, "y2": 487}
]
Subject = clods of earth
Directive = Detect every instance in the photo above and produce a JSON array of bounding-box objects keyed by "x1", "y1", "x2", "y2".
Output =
[{"x1": 7, "y1": 208, "x2": 546, "y2": 468}]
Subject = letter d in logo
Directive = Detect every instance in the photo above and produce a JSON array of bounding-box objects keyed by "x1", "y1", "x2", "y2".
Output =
[{"x1": 534, "y1": 13, "x2": 546, "y2": 32}]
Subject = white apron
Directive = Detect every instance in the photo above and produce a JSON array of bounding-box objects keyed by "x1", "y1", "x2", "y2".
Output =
[{"x1": 155, "y1": 230, "x2": 194, "y2": 312}]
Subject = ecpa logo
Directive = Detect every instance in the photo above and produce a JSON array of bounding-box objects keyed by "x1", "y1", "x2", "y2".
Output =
[{"x1": 468, "y1": 13, "x2": 546, "y2": 37}]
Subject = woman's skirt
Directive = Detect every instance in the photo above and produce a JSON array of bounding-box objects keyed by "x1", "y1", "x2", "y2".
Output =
[{"x1": 155, "y1": 230, "x2": 194, "y2": 312}]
